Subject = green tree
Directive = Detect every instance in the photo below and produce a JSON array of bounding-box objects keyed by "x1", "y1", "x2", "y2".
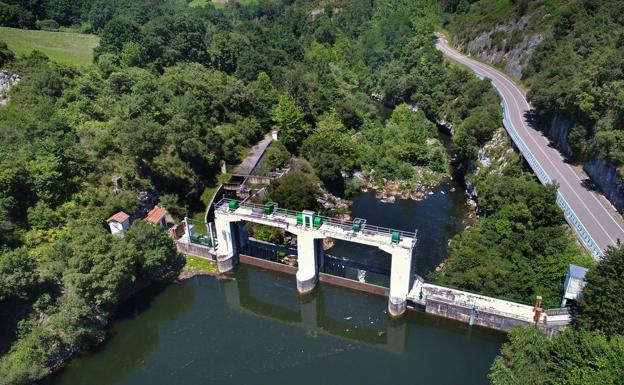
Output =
[
  {"x1": 489, "y1": 326, "x2": 550, "y2": 385},
  {"x1": 267, "y1": 171, "x2": 320, "y2": 211},
  {"x1": 575, "y1": 245, "x2": 624, "y2": 336},
  {"x1": 0, "y1": 249, "x2": 38, "y2": 301},
  {"x1": 265, "y1": 142, "x2": 291, "y2": 170},
  {"x1": 272, "y1": 94, "x2": 310, "y2": 153},
  {"x1": 123, "y1": 221, "x2": 184, "y2": 282},
  {"x1": 0, "y1": 40, "x2": 15, "y2": 68}
]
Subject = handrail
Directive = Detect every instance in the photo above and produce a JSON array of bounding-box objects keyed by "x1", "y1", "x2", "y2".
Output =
[
  {"x1": 497, "y1": 92, "x2": 603, "y2": 258},
  {"x1": 425, "y1": 294, "x2": 535, "y2": 322},
  {"x1": 215, "y1": 198, "x2": 418, "y2": 239}
]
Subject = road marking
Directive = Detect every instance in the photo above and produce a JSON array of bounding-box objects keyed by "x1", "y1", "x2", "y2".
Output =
[{"x1": 436, "y1": 40, "x2": 624, "y2": 248}]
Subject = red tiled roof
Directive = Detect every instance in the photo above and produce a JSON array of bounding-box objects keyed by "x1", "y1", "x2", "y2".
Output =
[
  {"x1": 107, "y1": 211, "x2": 130, "y2": 223},
  {"x1": 144, "y1": 206, "x2": 167, "y2": 224}
]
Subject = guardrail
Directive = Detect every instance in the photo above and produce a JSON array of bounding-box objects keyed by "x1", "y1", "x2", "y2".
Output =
[
  {"x1": 497, "y1": 92, "x2": 604, "y2": 258},
  {"x1": 215, "y1": 198, "x2": 418, "y2": 240}
]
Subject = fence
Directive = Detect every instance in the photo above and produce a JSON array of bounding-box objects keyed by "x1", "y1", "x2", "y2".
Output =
[
  {"x1": 214, "y1": 198, "x2": 418, "y2": 241},
  {"x1": 497, "y1": 91, "x2": 603, "y2": 258}
]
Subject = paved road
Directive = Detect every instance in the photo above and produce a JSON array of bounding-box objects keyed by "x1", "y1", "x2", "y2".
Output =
[
  {"x1": 436, "y1": 35, "x2": 624, "y2": 257},
  {"x1": 233, "y1": 133, "x2": 273, "y2": 175}
]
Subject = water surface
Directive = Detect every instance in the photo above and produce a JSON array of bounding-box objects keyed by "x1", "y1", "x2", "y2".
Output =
[
  {"x1": 328, "y1": 180, "x2": 468, "y2": 284},
  {"x1": 48, "y1": 267, "x2": 504, "y2": 385}
]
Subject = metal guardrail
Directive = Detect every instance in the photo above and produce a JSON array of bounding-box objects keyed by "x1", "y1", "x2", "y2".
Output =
[
  {"x1": 215, "y1": 198, "x2": 418, "y2": 240},
  {"x1": 426, "y1": 294, "x2": 535, "y2": 323},
  {"x1": 497, "y1": 93, "x2": 604, "y2": 258},
  {"x1": 545, "y1": 307, "x2": 570, "y2": 316}
]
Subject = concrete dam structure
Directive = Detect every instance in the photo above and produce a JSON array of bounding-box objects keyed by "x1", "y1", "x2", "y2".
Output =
[
  {"x1": 212, "y1": 199, "x2": 417, "y2": 317},
  {"x1": 176, "y1": 199, "x2": 572, "y2": 335}
]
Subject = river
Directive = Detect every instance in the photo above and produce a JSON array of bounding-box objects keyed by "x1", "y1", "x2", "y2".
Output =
[
  {"x1": 46, "y1": 122, "x2": 503, "y2": 385},
  {"x1": 47, "y1": 266, "x2": 505, "y2": 385},
  {"x1": 327, "y1": 178, "x2": 469, "y2": 286}
]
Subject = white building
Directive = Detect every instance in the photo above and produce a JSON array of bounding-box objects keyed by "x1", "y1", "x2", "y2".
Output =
[
  {"x1": 561, "y1": 264, "x2": 589, "y2": 307},
  {"x1": 107, "y1": 211, "x2": 130, "y2": 235}
]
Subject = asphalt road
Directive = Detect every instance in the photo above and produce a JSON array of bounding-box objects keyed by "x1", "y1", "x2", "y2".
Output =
[{"x1": 436, "y1": 35, "x2": 624, "y2": 257}]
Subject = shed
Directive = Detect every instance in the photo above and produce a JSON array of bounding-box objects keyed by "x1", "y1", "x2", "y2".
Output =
[
  {"x1": 144, "y1": 206, "x2": 174, "y2": 228},
  {"x1": 561, "y1": 264, "x2": 589, "y2": 307},
  {"x1": 107, "y1": 211, "x2": 130, "y2": 235}
]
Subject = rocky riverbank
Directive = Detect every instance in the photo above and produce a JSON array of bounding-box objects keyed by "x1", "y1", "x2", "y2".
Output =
[
  {"x1": 357, "y1": 168, "x2": 446, "y2": 203},
  {"x1": 0, "y1": 71, "x2": 21, "y2": 106}
]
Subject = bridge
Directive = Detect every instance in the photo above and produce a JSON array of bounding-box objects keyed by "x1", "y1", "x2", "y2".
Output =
[
  {"x1": 436, "y1": 35, "x2": 624, "y2": 259},
  {"x1": 177, "y1": 201, "x2": 572, "y2": 332},
  {"x1": 211, "y1": 199, "x2": 417, "y2": 317}
]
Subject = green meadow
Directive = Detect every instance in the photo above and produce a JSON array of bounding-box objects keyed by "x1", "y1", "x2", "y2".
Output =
[{"x1": 0, "y1": 27, "x2": 99, "y2": 66}]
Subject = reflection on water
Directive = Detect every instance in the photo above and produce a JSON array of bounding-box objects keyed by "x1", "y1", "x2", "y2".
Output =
[
  {"x1": 49, "y1": 266, "x2": 504, "y2": 385},
  {"x1": 328, "y1": 180, "x2": 468, "y2": 285}
]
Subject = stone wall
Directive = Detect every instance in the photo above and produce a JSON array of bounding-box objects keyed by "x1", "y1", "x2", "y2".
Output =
[
  {"x1": 452, "y1": 16, "x2": 542, "y2": 80},
  {"x1": 541, "y1": 115, "x2": 624, "y2": 214},
  {"x1": 546, "y1": 114, "x2": 573, "y2": 158},
  {"x1": 583, "y1": 159, "x2": 624, "y2": 214}
]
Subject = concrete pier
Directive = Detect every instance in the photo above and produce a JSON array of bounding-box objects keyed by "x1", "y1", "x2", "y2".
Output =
[
  {"x1": 212, "y1": 199, "x2": 417, "y2": 316},
  {"x1": 295, "y1": 231, "x2": 321, "y2": 294},
  {"x1": 382, "y1": 246, "x2": 414, "y2": 317},
  {"x1": 214, "y1": 214, "x2": 238, "y2": 273}
]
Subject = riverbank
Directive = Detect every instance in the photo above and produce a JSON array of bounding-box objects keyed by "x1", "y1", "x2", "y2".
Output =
[{"x1": 178, "y1": 256, "x2": 219, "y2": 280}]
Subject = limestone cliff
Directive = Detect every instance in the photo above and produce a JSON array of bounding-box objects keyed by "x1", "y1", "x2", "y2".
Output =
[{"x1": 451, "y1": 16, "x2": 543, "y2": 80}]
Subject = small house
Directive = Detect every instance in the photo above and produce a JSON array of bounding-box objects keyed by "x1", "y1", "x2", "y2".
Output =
[
  {"x1": 144, "y1": 206, "x2": 174, "y2": 228},
  {"x1": 561, "y1": 264, "x2": 589, "y2": 307},
  {"x1": 107, "y1": 211, "x2": 130, "y2": 235}
]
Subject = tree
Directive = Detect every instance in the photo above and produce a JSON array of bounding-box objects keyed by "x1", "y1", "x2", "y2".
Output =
[
  {"x1": 489, "y1": 326, "x2": 550, "y2": 385},
  {"x1": 0, "y1": 249, "x2": 38, "y2": 301},
  {"x1": 575, "y1": 245, "x2": 624, "y2": 336},
  {"x1": 489, "y1": 327, "x2": 624, "y2": 385},
  {"x1": 265, "y1": 142, "x2": 291, "y2": 170},
  {"x1": 96, "y1": 17, "x2": 142, "y2": 56},
  {"x1": 267, "y1": 171, "x2": 320, "y2": 211},
  {"x1": 0, "y1": 40, "x2": 15, "y2": 68},
  {"x1": 123, "y1": 221, "x2": 184, "y2": 282},
  {"x1": 63, "y1": 225, "x2": 135, "y2": 312},
  {"x1": 272, "y1": 94, "x2": 310, "y2": 153}
]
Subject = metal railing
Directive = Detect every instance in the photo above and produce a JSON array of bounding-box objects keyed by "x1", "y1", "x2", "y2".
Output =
[
  {"x1": 545, "y1": 307, "x2": 571, "y2": 316},
  {"x1": 497, "y1": 92, "x2": 603, "y2": 258},
  {"x1": 425, "y1": 294, "x2": 535, "y2": 323},
  {"x1": 214, "y1": 198, "x2": 418, "y2": 240}
]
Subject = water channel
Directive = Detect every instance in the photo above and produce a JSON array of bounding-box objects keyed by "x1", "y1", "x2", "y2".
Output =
[{"x1": 48, "y1": 267, "x2": 506, "y2": 385}]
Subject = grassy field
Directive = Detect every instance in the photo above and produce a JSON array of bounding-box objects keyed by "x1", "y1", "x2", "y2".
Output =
[
  {"x1": 188, "y1": 0, "x2": 263, "y2": 7},
  {"x1": 183, "y1": 256, "x2": 218, "y2": 274},
  {"x1": 0, "y1": 27, "x2": 99, "y2": 67}
]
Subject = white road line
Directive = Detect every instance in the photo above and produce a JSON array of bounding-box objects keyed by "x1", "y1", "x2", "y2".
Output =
[
  {"x1": 477, "y1": 59, "x2": 624, "y2": 239},
  {"x1": 436, "y1": 40, "x2": 624, "y2": 246}
]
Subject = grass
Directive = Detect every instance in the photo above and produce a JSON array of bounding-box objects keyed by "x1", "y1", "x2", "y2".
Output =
[
  {"x1": 189, "y1": 184, "x2": 219, "y2": 235},
  {"x1": 183, "y1": 256, "x2": 218, "y2": 274},
  {"x1": 0, "y1": 27, "x2": 99, "y2": 67},
  {"x1": 188, "y1": 0, "x2": 264, "y2": 8}
]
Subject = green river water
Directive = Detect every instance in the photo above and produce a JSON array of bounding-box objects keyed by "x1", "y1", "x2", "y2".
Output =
[
  {"x1": 47, "y1": 265, "x2": 506, "y2": 385},
  {"x1": 47, "y1": 173, "x2": 507, "y2": 385}
]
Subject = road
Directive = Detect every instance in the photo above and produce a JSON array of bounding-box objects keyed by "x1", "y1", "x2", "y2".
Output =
[
  {"x1": 436, "y1": 35, "x2": 624, "y2": 257},
  {"x1": 233, "y1": 132, "x2": 273, "y2": 175}
]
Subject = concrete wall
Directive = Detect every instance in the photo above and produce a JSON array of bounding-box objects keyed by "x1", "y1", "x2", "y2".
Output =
[
  {"x1": 176, "y1": 241, "x2": 215, "y2": 260},
  {"x1": 425, "y1": 297, "x2": 528, "y2": 331}
]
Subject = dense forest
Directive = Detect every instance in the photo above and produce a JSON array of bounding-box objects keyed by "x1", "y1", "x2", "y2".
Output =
[
  {"x1": 442, "y1": 1, "x2": 624, "y2": 383},
  {"x1": 489, "y1": 245, "x2": 624, "y2": 385},
  {"x1": 0, "y1": 0, "x2": 619, "y2": 384},
  {"x1": 443, "y1": 0, "x2": 624, "y2": 175},
  {"x1": 0, "y1": 0, "x2": 508, "y2": 382}
]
